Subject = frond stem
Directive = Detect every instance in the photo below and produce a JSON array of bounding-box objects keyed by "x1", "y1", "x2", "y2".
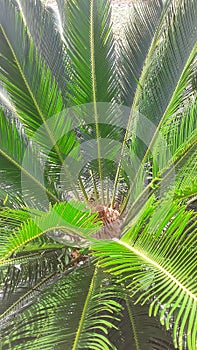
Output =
[{"x1": 90, "y1": 0, "x2": 104, "y2": 203}]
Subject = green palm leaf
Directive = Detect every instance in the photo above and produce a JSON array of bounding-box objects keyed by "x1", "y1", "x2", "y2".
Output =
[
  {"x1": 0, "y1": 246, "x2": 69, "y2": 317},
  {"x1": 59, "y1": 0, "x2": 119, "y2": 201},
  {"x1": 111, "y1": 0, "x2": 197, "y2": 208},
  {"x1": 108, "y1": 296, "x2": 176, "y2": 350},
  {"x1": 92, "y1": 201, "x2": 197, "y2": 350},
  {"x1": 63, "y1": 0, "x2": 117, "y2": 105},
  {"x1": 0, "y1": 0, "x2": 63, "y2": 135},
  {"x1": 0, "y1": 107, "x2": 59, "y2": 207},
  {"x1": 0, "y1": 206, "x2": 31, "y2": 233},
  {"x1": 0, "y1": 0, "x2": 196, "y2": 349},
  {"x1": 119, "y1": 0, "x2": 163, "y2": 106},
  {"x1": 123, "y1": 74, "x2": 197, "y2": 221},
  {"x1": 0, "y1": 0, "x2": 79, "y2": 183},
  {"x1": 0, "y1": 200, "x2": 101, "y2": 262},
  {"x1": 120, "y1": 0, "x2": 197, "y2": 213},
  {"x1": 133, "y1": 0, "x2": 197, "y2": 126},
  {"x1": 12, "y1": 0, "x2": 68, "y2": 100},
  {"x1": 0, "y1": 264, "x2": 122, "y2": 350}
]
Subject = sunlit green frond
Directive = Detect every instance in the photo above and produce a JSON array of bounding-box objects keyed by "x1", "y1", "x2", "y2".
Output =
[
  {"x1": 0, "y1": 0, "x2": 63, "y2": 135},
  {"x1": 0, "y1": 207, "x2": 31, "y2": 231},
  {"x1": 0, "y1": 107, "x2": 59, "y2": 208},
  {"x1": 150, "y1": 97, "x2": 197, "y2": 201},
  {"x1": 132, "y1": 0, "x2": 197, "y2": 159},
  {"x1": 0, "y1": 264, "x2": 122, "y2": 350},
  {"x1": 60, "y1": 0, "x2": 119, "y2": 201},
  {"x1": 0, "y1": 0, "x2": 80, "y2": 201},
  {"x1": 63, "y1": 0, "x2": 118, "y2": 105},
  {"x1": 122, "y1": 80, "x2": 197, "y2": 220},
  {"x1": 159, "y1": 97, "x2": 197, "y2": 164},
  {"x1": 0, "y1": 0, "x2": 196, "y2": 349},
  {"x1": 0, "y1": 108, "x2": 25, "y2": 205},
  {"x1": 60, "y1": 102, "x2": 130, "y2": 204},
  {"x1": 174, "y1": 142, "x2": 197, "y2": 195},
  {"x1": 119, "y1": 0, "x2": 163, "y2": 106},
  {"x1": 0, "y1": 200, "x2": 102, "y2": 262},
  {"x1": 13, "y1": 0, "x2": 68, "y2": 100},
  {"x1": 92, "y1": 201, "x2": 197, "y2": 350},
  {"x1": 156, "y1": 94, "x2": 197, "y2": 199}
]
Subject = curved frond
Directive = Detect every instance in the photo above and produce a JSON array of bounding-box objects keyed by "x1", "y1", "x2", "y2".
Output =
[
  {"x1": 0, "y1": 207, "x2": 31, "y2": 232},
  {"x1": 119, "y1": 0, "x2": 163, "y2": 106},
  {"x1": 108, "y1": 296, "x2": 176, "y2": 350},
  {"x1": 13, "y1": 0, "x2": 68, "y2": 100},
  {"x1": 0, "y1": 107, "x2": 59, "y2": 207},
  {"x1": 0, "y1": 0, "x2": 63, "y2": 135},
  {"x1": 174, "y1": 142, "x2": 197, "y2": 195},
  {"x1": 133, "y1": 0, "x2": 197, "y2": 127},
  {"x1": 0, "y1": 264, "x2": 122, "y2": 350},
  {"x1": 0, "y1": 247, "x2": 70, "y2": 319},
  {"x1": 92, "y1": 201, "x2": 197, "y2": 350},
  {"x1": 0, "y1": 1, "x2": 196, "y2": 349},
  {"x1": 152, "y1": 97, "x2": 197, "y2": 199},
  {"x1": 0, "y1": 200, "x2": 102, "y2": 262},
  {"x1": 117, "y1": 0, "x2": 197, "y2": 212},
  {"x1": 122, "y1": 76, "x2": 197, "y2": 221}
]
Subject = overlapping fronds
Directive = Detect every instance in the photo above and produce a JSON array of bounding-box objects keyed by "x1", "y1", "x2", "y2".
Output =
[
  {"x1": 108, "y1": 296, "x2": 176, "y2": 350},
  {"x1": 62, "y1": 0, "x2": 118, "y2": 105},
  {"x1": 92, "y1": 201, "x2": 197, "y2": 350},
  {"x1": 0, "y1": 200, "x2": 101, "y2": 262},
  {"x1": 0, "y1": 264, "x2": 122, "y2": 350},
  {"x1": 0, "y1": 0, "x2": 196, "y2": 349},
  {"x1": 0, "y1": 107, "x2": 59, "y2": 207},
  {"x1": 0, "y1": 0, "x2": 63, "y2": 135},
  {"x1": 0, "y1": 246, "x2": 69, "y2": 319},
  {"x1": 132, "y1": 0, "x2": 197, "y2": 127},
  {"x1": 119, "y1": 0, "x2": 163, "y2": 106},
  {"x1": 12, "y1": 0, "x2": 67, "y2": 98}
]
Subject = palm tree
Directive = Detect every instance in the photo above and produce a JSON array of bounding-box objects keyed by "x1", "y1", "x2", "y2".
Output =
[{"x1": 0, "y1": 0, "x2": 196, "y2": 349}]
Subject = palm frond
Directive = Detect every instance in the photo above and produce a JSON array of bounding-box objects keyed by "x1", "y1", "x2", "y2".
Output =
[
  {"x1": 0, "y1": 264, "x2": 122, "y2": 350},
  {"x1": 0, "y1": 0, "x2": 82, "y2": 200},
  {"x1": 119, "y1": 0, "x2": 163, "y2": 106},
  {"x1": 113, "y1": 0, "x2": 197, "y2": 211},
  {"x1": 108, "y1": 296, "x2": 176, "y2": 350},
  {"x1": 154, "y1": 94, "x2": 197, "y2": 200},
  {"x1": 63, "y1": 0, "x2": 118, "y2": 105},
  {"x1": 0, "y1": 0, "x2": 63, "y2": 135},
  {"x1": 122, "y1": 69, "x2": 197, "y2": 220},
  {"x1": 0, "y1": 1, "x2": 196, "y2": 349},
  {"x1": 0, "y1": 207, "x2": 31, "y2": 232},
  {"x1": 133, "y1": 0, "x2": 197, "y2": 125},
  {"x1": 12, "y1": 0, "x2": 68, "y2": 100},
  {"x1": 159, "y1": 98, "x2": 197, "y2": 164},
  {"x1": 0, "y1": 107, "x2": 59, "y2": 208},
  {"x1": 0, "y1": 247, "x2": 70, "y2": 317},
  {"x1": 109, "y1": 1, "x2": 191, "y2": 207},
  {"x1": 174, "y1": 142, "x2": 197, "y2": 195},
  {"x1": 0, "y1": 200, "x2": 102, "y2": 262},
  {"x1": 151, "y1": 97, "x2": 197, "y2": 200},
  {"x1": 60, "y1": 0, "x2": 119, "y2": 202},
  {"x1": 92, "y1": 201, "x2": 197, "y2": 350}
]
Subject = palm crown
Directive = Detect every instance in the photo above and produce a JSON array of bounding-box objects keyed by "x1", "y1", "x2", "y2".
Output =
[{"x1": 0, "y1": 0, "x2": 196, "y2": 349}]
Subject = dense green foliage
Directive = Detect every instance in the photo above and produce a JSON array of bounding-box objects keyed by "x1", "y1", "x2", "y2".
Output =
[{"x1": 0, "y1": 0, "x2": 196, "y2": 349}]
